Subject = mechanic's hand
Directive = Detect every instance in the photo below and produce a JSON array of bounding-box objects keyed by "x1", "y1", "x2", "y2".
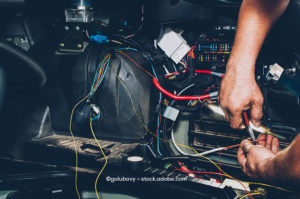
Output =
[
  {"x1": 237, "y1": 134, "x2": 280, "y2": 179},
  {"x1": 219, "y1": 65, "x2": 264, "y2": 129}
]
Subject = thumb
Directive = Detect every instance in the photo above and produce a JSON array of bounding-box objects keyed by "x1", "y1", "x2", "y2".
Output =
[
  {"x1": 251, "y1": 102, "x2": 263, "y2": 127},
  {"x1": 241, "y1": 139, "x2": 254, "y2": 154}
]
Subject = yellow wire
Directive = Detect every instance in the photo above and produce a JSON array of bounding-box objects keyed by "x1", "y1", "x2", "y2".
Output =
[
  {"x1": 111, "y1": 64, "x2": 291, "y2": 193},
  {"x1": 240, "y1": 192, "x2": 262, "y2": 199},
  {"x1": 69, "y1": 94, "x2": 90, "y2": 199},
  {"x1": 89, "y1": 118, "x2": 108, "y2": 199},
  {"x1": 69, "y1": 53, "x2": 111, "y2": 199}
]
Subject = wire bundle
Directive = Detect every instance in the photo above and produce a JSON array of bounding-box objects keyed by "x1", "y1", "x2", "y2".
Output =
[
  {"x1": 69, "y1": 45, "x2": 292, "y2": 199},
  {"x1": 69, "y1": 53, "x2": 114, "y2": 199},
  {"x1": 89, "y1": 54, "x2": 112, "y2": 98}
]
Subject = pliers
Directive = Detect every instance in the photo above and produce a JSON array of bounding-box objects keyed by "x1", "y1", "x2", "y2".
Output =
[{"x1": 243, "y1": 111, "x2": 256, "y2": 144}]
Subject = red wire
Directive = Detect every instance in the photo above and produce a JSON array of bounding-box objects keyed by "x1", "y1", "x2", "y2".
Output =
[
  {"x1": 152, "y1": 77, "x2": 211, "y2": 100},
  {"x1": 175, "y1": 169, "x2": 254, "y2": 199},
  {"x1": 164, "y1": 71, "x2": 181, "y2": 78},
  {"x1": 194, "y1": 70, "x2": 212, "y2": 75},
  {"x1": 93, "y1": 57, "x2": 110, "y2": 91},
  {"x1": 187, "y1": 46, "x2": 196, "y2": 59},
  {"x1": 243, "y1": 112, "x2": 250, "y2": 127},
  {"x1": 165, "y1": 70, "x2": 223, "y2": 79},
  {"x1": 117, "y1": 51, "x2": 155, "y2": 78}
]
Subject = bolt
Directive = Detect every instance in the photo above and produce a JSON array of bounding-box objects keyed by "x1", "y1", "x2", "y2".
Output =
[
  {"x1": 59, "y1": 43, "x2": 65, "y2": 47},
  {"x1": 77, "y1": 44, "x2": 82, "y2": 48},
  {"x1": 64, "y1": 25, "x2": 69, "y2": 31},
  {"x1": 287, "y1": 67, "x2": 296, "y2": 73},
  {"x1": 75, "y1": 26, "x2": 80, "y2": 31}
]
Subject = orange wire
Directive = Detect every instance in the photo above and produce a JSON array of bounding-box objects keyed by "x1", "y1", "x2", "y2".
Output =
[
  {"x1": 116, "y1": 51, "x2": 154, "y2": 78},
  {"x1": 92, "y1": 57, "x2": 110, "y2": 91}
]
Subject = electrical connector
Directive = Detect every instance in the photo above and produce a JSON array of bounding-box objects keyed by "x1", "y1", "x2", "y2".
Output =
[
  {"x1": 163, "y1": 106, "x2": 180, "y2": 121},
  {"x1": 267, "y1": 63, "x2": 284, "y2": 81},
  {"x1": 90, "y1": 35, "x2": 108, "y2": 44},
  {"x1": 157, "y1": 30, "x2": 191, "y2": 64}
]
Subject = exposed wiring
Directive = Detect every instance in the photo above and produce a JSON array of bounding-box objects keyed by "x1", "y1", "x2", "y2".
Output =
[
  {"x1": 90, "y1": 118, "x2": 108, "y2": 199},
  {"x1": 240, "y1": 192, "x2": 262, "y2": 199},
  {"x1": 110, "y1": 54, "x2": 292, "y2": 194},
  {"x1": 115, "y1": 47, "x2": 138, "y2": 52},
  {"x1": 179, "y1": 61, "x2": 188, "y2": 69},
  {"x1": 187, "y1": 46, "x2": 197, "y2": 59},
  {"x1": 164, "y1": 70, "x2": 224, "y2": 79},
  {"x1": 153, "y1": 77, "x2": 217, "y2": 100},
  {"x1": 109, "y1": 40, "x2": 123, "y2": 45},
  {"x1": 128, "y1": 76, "x2": 291, "y2": 192},
  {"x1": 69, "y1": 94, "x2": 90, "y2": 199},
  {"x1": 92, "y1": 112, "x2": 101, "y2": 121},
  {"x1": 89, "y1": 54, "x2": 112, "y2": 97},
  {"x1": 116, "y1": 51, "x2": 154, "y2": 78},
  {"x1": 171, "y1": 130, "x2": 227, "y2": 157},
  {"x1": 155, "y1": 106, "x2": 163, "y2": 156},
  {"x1": 69, "y1": 54, "x2": 113, "y2": 199},
  {"x1": 123, "y1": 4, "x2": 144, "y2": 39},
  {"x1": 145, "y1": 56, "x2": 163, "y2": 156},
  {"x1": 175, "y1": 169, "x2": 253, "y2": 198},
  {"x1": 165, "y1": 163, "x2": 173, "y2": 169}
]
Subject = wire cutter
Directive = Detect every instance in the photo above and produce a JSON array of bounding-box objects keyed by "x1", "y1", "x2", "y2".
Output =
[{"x1": 243, "y1": 111, "x2": 256, "y2": 144}]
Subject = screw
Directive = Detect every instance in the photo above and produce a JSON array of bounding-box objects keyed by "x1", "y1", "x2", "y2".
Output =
[
  {"x1": 75, "y1": 26, "x2": 80, "y2": 31},
  {"x1": 77, "y1": 44, "x2": 82, "y2": 48},
  {"x1": 64, "y1": 25, "x2": 69, "y2": 31},
  {"x1": 59, "y1": 43, "x2": 65, "y2": 47}
]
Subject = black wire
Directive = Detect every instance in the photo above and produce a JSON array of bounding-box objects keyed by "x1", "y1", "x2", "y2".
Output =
[{"x1": 161, "y1": 84, "x2": 196, "y2": 156}]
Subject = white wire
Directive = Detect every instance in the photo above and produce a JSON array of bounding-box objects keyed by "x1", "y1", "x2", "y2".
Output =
[
  {"x1": 171, "y1": 130, "x2": 198, "y2": 157},
  {"x1": 171, "y1": 130, "x2": 226, "y2": 157},
  {"x1": 177, "y1": 84, "x2": 195, "y2": 95},
  {"x1": 172, "y1": 62, "x2": 177, "y2": 73}
]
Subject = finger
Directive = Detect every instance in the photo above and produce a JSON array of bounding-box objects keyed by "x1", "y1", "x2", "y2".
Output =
[
  {"x1": 245, "y1": 160, "x2": 252, "y2": 177},
  {"x1": 250, "y1": 103, "x2": 263, "y2": 127},
  {"x1": 237, "y1": 147, "x2": 247, "y2": 171},
  {"x1": 241, "y1": 139, "x2": 254, "y2": 154},
  {"x1": 271, "y1": 137, "x2": 280, "y2": 154},
  {"x1": 229, "y1": 110, "x2": 243, "y2": 129},
  {"x1": 224, "y1": 110, "x2": 230, "y2": 122},
  {"x1": 257, "y1": 134, "x2": 266, "y2": 146},
  {"x1": 265, "y1": 134, "x2": 273, "y2": 150}
]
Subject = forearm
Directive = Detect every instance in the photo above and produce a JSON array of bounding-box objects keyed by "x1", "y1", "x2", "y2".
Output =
[
  {"x1": 264, "y1": 135, "x2": 300, "y2": 185},
  {"x1": 228, "y1": 0, "x2": 290, "y2": 74}
]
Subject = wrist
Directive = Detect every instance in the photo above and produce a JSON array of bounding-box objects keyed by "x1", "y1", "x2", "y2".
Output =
[
  {"x1": 261, "y1": 156, "x2": 277, "y2": 180},
  {"x1": 225, "y1": 61, "x2": 256, "y2": 80}
]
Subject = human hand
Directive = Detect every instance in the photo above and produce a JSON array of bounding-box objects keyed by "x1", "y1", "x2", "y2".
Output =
[
  {"x1": 219, "y1": 64, "x2": 264, "y2": 129},
  {"x1": 237, "y1": 134, "x2": 280, "y2": 179}
]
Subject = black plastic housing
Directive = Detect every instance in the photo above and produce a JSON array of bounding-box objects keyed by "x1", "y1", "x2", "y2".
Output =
[{"x1": 66, "y1": 44, "x2": 152, "y2": 141}]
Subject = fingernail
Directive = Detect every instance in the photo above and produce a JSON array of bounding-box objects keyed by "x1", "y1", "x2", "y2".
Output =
[{"x1": 254, "y1": 122, "x2": 260, "y2": 127}]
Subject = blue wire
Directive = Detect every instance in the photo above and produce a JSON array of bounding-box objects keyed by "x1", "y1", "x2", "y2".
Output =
[
  {"x1": 89, "y1": 57, "x2": 111, "y2": 97},
  {"x1": 96, "y1": 58, "x2": 111, "y2": 89},
  {"x1": 145, "y1": 57, "x2": 162, "y2": 156},
  {"x1": 145, "y1": 57, "x2": 158, "y2": 79},
  {"x1": 156, "y1": 92, "x2": 163, "y2": 156},
  {"x1": 89, "y1": 57, "x2": 108, "y2": 96},
  {"x1": 92, "y1": 113, "x2": 100, "y2": 121},
  {"x1": 115, "y1": 47, "x2": 138, "y2": 52}
]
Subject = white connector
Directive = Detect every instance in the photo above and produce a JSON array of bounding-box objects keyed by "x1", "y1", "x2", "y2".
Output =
[
  {"x1": 267, "y1": 63, "x2": 284, "y2": 81},
  {"x1": 158, "y1": 30, "x2": 191, "y2": 64}
]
